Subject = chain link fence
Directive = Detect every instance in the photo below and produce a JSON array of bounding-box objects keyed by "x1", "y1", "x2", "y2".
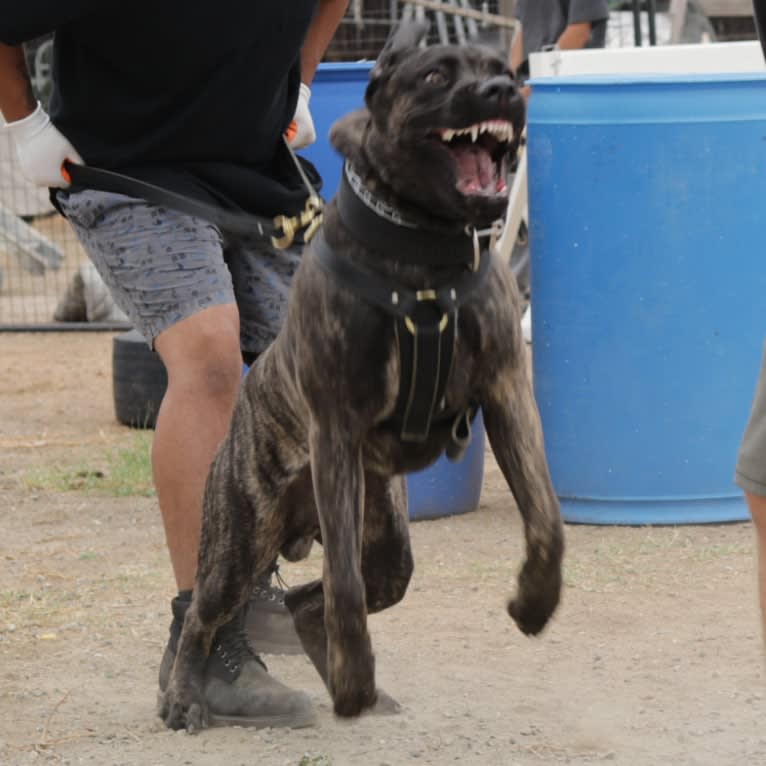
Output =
[
  {"x1": 0, "y1": 129, "x2": 127, "y2": 330},
  {"x1": 0, "y1": 36, "x2": 129, "y2": 331},
  {"x1": 327, "y1": 1, "x2": 508, "y2": 60}
]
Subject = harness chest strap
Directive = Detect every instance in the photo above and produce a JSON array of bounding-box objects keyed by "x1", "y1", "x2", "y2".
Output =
[{"x1": 311, "y1": 227, "x2": 492, "y2": 444}]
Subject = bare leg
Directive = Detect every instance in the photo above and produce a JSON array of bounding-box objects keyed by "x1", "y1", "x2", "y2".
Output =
[
  {"x1": 153, "y1": 304, "x2": 243, "y2": 590},
  {"x1": 746, "y1": 491, "x2": 766, "y2": 649}
]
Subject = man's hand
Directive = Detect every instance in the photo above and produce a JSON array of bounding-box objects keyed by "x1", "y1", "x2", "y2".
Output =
[
  {"x1": 4, "y1": 102, "x2": 82, "y2": 187},
  {"x1": 286, "y1": 82, "x2": 316, "y2": 150}
]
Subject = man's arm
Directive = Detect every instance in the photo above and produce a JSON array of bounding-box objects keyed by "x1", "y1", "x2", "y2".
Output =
[
  {"x1": 557, "y1": 21, "x2": 593, "y2": 51},
  {"x1": 510, "y1": 26, "x2": 524, "y2": 75},
  {"x1": 561, "y1": 0, "x2": 609, "y2": 50},
  {"x1": 0, "y1": 43, "x2": 36, "y2": 122},
  {"x1": 300, "y1": 0, "x2": 349, "y2": 85},
  {"x1": 287, "y1": 0, "x2": 348, "y2": 148},
  {"x1": 0, "y1": 40, "x2": 82, "y2": 186}
]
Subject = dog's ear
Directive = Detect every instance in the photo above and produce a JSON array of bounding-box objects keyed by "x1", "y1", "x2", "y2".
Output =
[
  {"x1": 366, "y1": 20, "x2": 430, "y2": 104},
  {"x1": 329, "y1": 108, "x2": 370, "y2": 167}
]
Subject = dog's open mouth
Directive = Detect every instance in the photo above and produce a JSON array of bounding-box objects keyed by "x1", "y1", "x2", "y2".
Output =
[{"x1": 433, "y1": 120, "x2": 514, "y2": 198}]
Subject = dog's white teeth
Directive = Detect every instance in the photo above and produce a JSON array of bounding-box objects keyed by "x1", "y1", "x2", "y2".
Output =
[
  {"x1": 483, "y1": 121, "x2": 514, "y2": 143},
  {"x1": 441, "y1": 122, "x2": 514, "y2": 143}
]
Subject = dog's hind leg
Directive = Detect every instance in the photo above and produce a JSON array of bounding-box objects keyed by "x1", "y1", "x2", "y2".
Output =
[
  {"x1": 480, "y1": 361, "x2": 565, "y2": 637},
  {"x1": 159, "y1": 453, "x2": 257, "y2": 732},
  {"x1": 285, "y1": 471, "x2": 413, "y2": 716}
]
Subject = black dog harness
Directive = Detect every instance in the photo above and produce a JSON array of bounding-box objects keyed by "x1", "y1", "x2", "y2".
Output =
[{"x1": 313, "y1": 162, "x2": 499, "y2": 449}]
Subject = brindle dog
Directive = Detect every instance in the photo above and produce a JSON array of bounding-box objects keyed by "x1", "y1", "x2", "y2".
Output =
[{"x1": 160, "y1": 23, "x2": 564, "y2": 731}]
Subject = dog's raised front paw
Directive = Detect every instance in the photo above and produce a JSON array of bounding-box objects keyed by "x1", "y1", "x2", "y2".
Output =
[
  {"x1": 507, "y1": 595, "x2": 555, "y2": 636},
  {"x1": 507, "y1": 564, "x2": 562, "y2": 636}
]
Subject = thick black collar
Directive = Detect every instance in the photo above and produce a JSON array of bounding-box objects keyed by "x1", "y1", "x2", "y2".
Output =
[{"x1": 337, "y1": 162, "x2": 479, "y2": 269}]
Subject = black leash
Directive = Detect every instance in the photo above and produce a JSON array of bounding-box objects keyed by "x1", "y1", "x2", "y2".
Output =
[
  {"x1": 63, "y1": 161, "x2": 277, "y2": 237},
  {"x1": 61, "y1": 139, "x2": 323, "y2": 247}
]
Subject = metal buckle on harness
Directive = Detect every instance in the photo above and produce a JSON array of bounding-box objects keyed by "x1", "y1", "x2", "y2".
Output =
[
  {"x1": 403, "y1": 290, "x2": 449, "y2": 335},
  {"x1": 464, "y1": 225, "x2": 481, "y2": 271},
  {"x1": 469, "y1": 219, "x2": 504, "y2": 266},
  {"x1": 272, "y1": 195, "x2": 324, "y2": 249}
]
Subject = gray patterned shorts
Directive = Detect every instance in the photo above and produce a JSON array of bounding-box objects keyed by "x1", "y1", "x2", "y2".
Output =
[
  {"x1": 57, "y1": 189, "x2": 303, "y2": 354},
  {"x1": 736, "y1": 340, "x2": 766, "y2": 496}
]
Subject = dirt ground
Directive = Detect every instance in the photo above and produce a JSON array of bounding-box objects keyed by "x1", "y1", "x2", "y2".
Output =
[{"x1": 1, "y1": 332, "x2": 765, "y2": 766}]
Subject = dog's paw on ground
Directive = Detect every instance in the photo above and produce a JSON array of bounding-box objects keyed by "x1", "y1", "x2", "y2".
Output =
[
  {"x1": 370, "y1": 688, "x2": 401, "y2": 715},
  {"x1": 157, "y1": 690, "x2": 207, "y2": 734}
]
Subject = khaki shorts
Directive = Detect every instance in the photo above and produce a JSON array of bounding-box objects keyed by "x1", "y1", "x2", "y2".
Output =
[
  {"x1": 57, "y1": 189, "x2": 303, "y2": 354},
  {"x1": 736, "y1": 340, "x2": 766, "y2": 496}
]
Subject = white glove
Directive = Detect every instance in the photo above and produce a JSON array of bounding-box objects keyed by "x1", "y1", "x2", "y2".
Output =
[
  {"x1": 287, "y1": 82, "x2": 316, "y2": 150},
  {"x1": 4, "y1": 102, "x2": 83, "y2": 188}
]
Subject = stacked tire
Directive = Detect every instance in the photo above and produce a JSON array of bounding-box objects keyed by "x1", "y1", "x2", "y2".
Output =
[{"x1": 112, "y1": 329, "x2": 167, "y2": 429}]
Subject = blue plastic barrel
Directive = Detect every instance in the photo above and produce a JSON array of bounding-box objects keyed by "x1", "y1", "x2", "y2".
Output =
[
  {"x1": 302, "y1": 62, "x2": 485, "y2": 520},
  {"x1": 301, "y1": 63, "x2": 373, "y2": 199},
  {"x1": 527, "y1": 73, "x2": 766, "y2": 525}
]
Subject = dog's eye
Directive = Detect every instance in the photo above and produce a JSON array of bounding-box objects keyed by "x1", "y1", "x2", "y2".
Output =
[{"x1": 424, "y1": 70, "x2": 448, "y2": 87}]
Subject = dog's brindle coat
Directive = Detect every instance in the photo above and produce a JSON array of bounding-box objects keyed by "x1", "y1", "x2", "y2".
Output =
[{"x1": 160, "y1": 24, "x2": 564, "y2": 731}]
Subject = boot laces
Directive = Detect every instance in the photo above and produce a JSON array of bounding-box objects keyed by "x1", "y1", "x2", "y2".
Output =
[
  {"x1": 213, "y1": 612, "x2": 267, "y2": 674},
  {"x1": 252, "y1": 562, "x2": 289, "y2": 605}
]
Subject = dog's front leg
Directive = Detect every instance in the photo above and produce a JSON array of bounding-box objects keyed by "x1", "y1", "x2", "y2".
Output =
[
  {"x1": 159, "y1": 601, "x2": 215, "y2": 732},
  {"x1": 480, "y1": 362, "x2": 565, "y2": 636},
  {"x1": 309, "y1": 419, "x2": 376, "y2": 717}
]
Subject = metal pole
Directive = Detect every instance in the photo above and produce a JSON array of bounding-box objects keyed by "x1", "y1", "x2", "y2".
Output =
[
  {"x1": 632, "y1": 0, "x2": 642, "y2": 47},
  {"x1": 647, "y1": 0, "x2": 658, "y2": 45}
]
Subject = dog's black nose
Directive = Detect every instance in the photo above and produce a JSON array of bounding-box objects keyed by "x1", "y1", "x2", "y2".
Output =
[{"x1": 478, "y1": 75, "x2": 516, "y2": 106}]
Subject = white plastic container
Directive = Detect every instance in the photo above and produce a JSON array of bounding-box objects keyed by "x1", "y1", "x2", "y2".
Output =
[{"x1": 530, "y1": 40, "x2": 766, "y2": 78}]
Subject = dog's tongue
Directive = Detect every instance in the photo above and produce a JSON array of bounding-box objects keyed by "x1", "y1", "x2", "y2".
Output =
[{"x1": 452, "y1": 144, "x2": 495, "y2": 194}]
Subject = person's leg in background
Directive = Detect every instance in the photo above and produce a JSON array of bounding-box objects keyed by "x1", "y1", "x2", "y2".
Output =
[
  {"x1": 58, "y1": 189, "x2": 315, "y2": 728},
  {"x1": 735, "y1": 341, "x2": 766, "y2": 650},
  {"x1": 746, "y1": 492, "x2": 766, "y2": 645}
]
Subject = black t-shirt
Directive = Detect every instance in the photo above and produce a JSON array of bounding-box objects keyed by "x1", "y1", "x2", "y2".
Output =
[{"x1": 0, "y1": 1, "x2": 321, "y2": 217}]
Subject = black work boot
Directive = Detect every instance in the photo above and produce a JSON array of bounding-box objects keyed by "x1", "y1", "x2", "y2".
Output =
[
  {"x1": 158, "y1": 594, "x2": 316, "y2": 729},
  {"x1": 246, "y1": 563, "x2": 305, "y2": 655}
]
